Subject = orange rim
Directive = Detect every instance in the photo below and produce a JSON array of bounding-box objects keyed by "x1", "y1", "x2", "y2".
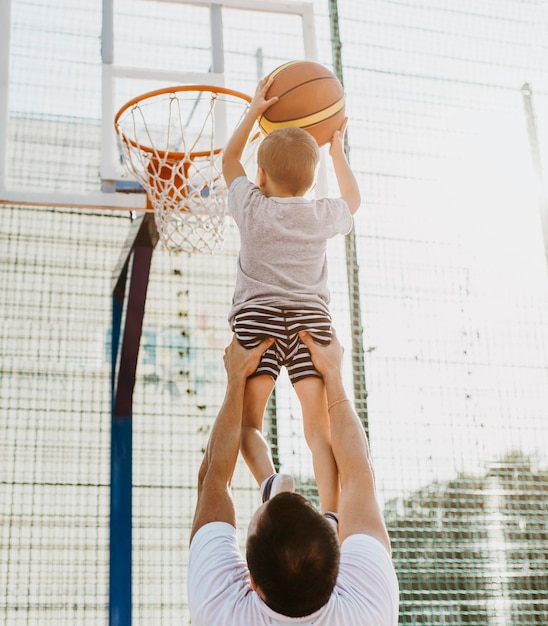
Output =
[{"x1": 114, "y1": 84, "x2": 252, "y2": 161}]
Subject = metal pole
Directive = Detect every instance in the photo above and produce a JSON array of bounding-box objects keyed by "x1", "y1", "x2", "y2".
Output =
[
  {"x1": 0, "y1": 0, "x2": 12, "y2": 193},
  {"x1": 521, "y1": 83, "x2": 548, "y2": 274},
  {"x1": 327, "y1": 0, "x2": 369, "y2": 436},
  {"x1": 101, "y1": 0, "x2": 115, "y2": 190},
  {"x1": 110, "y1": 214, "x2": 159, "y2": 626}
]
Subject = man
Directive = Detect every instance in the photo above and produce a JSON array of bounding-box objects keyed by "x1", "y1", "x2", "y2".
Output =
[{"x1": 188, "y1": 331, "x2": 399, "y2": 625}]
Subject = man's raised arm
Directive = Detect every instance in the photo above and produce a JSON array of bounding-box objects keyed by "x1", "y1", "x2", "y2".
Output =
[
  {"x1": 299, "y1": 331, "x2": 391, "y2": 552},
  {"x1": 190, "y1": 336, "x2": 273, "y2": 543}
]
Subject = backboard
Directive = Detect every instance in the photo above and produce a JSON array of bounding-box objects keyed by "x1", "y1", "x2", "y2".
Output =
[{"x1": 0, "y1": 0, "x2": 318, "y2": 212}]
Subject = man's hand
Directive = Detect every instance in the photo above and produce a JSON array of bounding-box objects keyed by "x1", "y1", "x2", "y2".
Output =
[
  {"x1": 224, "y1": 335, "x2": 274, "y2": 382},
  {"x1": 299, "y1": 328, "x2": 344, "y2": 382}
]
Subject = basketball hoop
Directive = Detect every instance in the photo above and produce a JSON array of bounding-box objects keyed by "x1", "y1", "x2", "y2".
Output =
[{"x1": 114, "y1": 85, "x2": 257, "y2": 254}]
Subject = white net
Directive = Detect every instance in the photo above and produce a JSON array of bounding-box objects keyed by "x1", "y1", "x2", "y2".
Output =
[{"x1": 115, "y1": 86, "x2": 256, "y2": 254}]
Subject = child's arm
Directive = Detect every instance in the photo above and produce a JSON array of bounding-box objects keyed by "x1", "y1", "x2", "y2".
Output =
[
  {"x1": 222, "y1": 78, "x2": 278, "y2": 189},
  {"x1": 329, "y1": 119, "x2": 361, "y2": 215}
]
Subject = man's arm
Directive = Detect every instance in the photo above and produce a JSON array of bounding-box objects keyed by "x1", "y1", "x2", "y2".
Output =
[
  {"x1": 190, "y1": 336, "x2": 273, "y2": 543},
  {"x1": 328, "y1": 120, "x2": 361, "y2": 215},
  {"x1": 299, "y1": 330, "x2": 390, "y2": 553},
  {"x1": 222, "y1": 77, "x2": 279, "y2": 189}
]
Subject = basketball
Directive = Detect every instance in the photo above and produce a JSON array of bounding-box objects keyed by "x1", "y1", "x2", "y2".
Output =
[{"x1": 258, "y1": 61, "x2": 346, "y2": 147}]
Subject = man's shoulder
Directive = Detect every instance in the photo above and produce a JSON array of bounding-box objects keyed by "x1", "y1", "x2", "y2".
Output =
[
  {"x1": 340, "y1": 533, "x2": 397, "y2": 579},
  {"x1": 188, "y1": 523, "x2": 279, "y2": 626},
  {"x1": 190, "y1": 521, "x2": 236, "y2": 548},
  {"x1": 188, "y1": 523, "x2": 251, "y2": 621},
  {"x1": 341, "y1": 532, "x2": 389, "y2": 550},
  {"x1": 335, "y1": 534, "x2": 399, "y2": 623}
]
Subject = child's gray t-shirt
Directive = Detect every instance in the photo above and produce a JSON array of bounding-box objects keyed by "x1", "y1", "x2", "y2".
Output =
[{"x1": 228, "y1": 177, "x2": 353, "y2": 323}]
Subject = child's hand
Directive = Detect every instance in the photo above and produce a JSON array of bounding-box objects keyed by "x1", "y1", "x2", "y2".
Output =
[
  {"x1": 249, "y1": 77, "x2": 279, "y2": 116},
  {"x1": 328, "y1": 117, "x2": 348, "y2": 157}
]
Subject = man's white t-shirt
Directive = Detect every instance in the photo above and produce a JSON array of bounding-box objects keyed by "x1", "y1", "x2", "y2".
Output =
[{"x1": 188, "y1": 522, "x2": 399, "y2": 626}]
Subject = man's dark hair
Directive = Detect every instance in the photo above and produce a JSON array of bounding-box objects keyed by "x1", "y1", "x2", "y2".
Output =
[{"x1": 246, "y1": 492, "x2": 340, "y2": 617}]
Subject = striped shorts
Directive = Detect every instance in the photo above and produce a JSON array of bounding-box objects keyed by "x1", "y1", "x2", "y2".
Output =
[{"x1": 232, "y1": 305, "x2": 332, "y2": 384}]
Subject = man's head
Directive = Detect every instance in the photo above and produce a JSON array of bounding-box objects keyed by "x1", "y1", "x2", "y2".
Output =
[
  {"x1": 257, "y1": 127, "x2": 320, "y2": 196},
  {"x1": 246, "y1": 492, "x2": 340, "y2": 618}
]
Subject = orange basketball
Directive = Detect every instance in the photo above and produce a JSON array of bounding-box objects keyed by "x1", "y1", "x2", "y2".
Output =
[{"x1": 258, "y1": 61, "x2": 345, "y2": 147}]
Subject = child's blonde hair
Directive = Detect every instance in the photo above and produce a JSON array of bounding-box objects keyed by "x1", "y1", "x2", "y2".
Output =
[{"x1": 257, "y1": 127, "x2": 320, "y2": 195}]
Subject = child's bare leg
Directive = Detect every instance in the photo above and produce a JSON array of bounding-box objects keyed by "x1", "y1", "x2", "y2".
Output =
[
  {"x1": 294, "y1": 376, "x2": 339, "y2": 513},
  {"x1": 240, "y1": 374, "x2": 276, "y2": 486}
]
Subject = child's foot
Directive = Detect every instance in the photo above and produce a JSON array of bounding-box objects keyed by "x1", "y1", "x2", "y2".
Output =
[
  {"x1": 323, "y1": 511, "x2": 339, "y2": 533},
  {"x1": 260, "y1": 473, "x2": 295, "y2": 503}
]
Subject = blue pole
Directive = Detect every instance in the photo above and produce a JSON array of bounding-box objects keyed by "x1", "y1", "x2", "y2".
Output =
[
  {"x1": 109, "y1": 416, "x2": 132, "y2": 626},
  {"x1": 109, "y1": 214, "x2": 158, "y2": 626},
  {"x1": 110, "y1": 258, "x2": 131, "y2": 626}
]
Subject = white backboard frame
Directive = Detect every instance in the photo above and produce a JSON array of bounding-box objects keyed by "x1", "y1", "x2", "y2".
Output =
[{"x1": 0, "y1": 0, "x2": 317, "y2": 211}]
